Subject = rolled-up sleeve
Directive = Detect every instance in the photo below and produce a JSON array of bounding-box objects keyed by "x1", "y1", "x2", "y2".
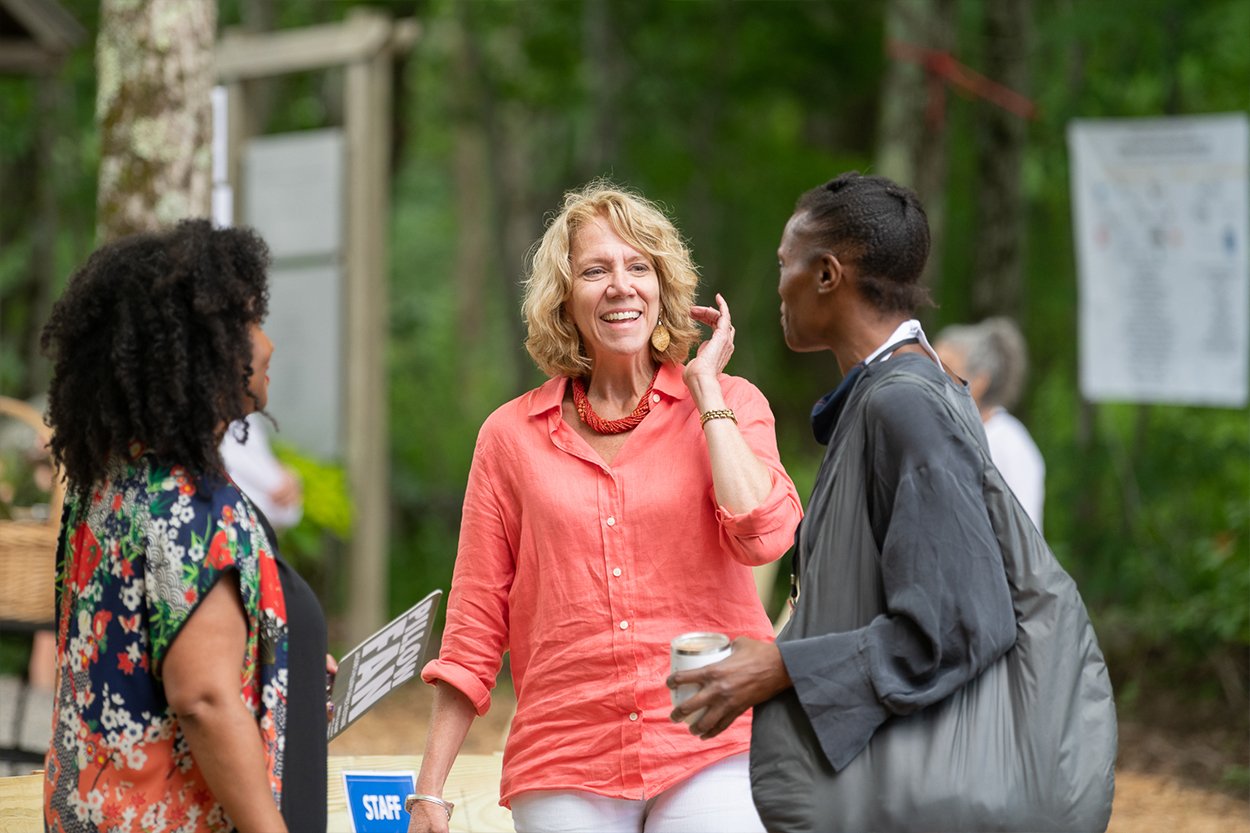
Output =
[
  {"x1": 779, "y1": 380, "x2": 1017, "y2": 771},
  {"x1": 421, "y1": 429, "x2": 514, "y2": 716},
  {"x1": 713, "y1": 378, "x2": 803, "y2": 566}
]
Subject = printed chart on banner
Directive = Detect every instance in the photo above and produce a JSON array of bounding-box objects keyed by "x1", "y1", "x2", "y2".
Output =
[{"x1": 1068, "y1": 113, "x2": 1249, "y2": 407}]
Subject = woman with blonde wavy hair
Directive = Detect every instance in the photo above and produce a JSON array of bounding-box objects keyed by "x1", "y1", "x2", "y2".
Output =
[{"x1": 407, "y1": 181, "x2": 801, "y2": 833}]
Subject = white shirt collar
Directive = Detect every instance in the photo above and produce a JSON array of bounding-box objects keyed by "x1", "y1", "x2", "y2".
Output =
[{"x1": 863, "y1": 319, "x2": 944, "y2": 370}]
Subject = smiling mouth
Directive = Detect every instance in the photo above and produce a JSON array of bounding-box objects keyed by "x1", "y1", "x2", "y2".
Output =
[{"x1": 601, "y1": 311, "x2": 641, "y2": 322}]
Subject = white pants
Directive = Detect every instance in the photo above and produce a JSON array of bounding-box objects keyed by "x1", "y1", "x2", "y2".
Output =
[{"x1": 510, "y1": 752, "x2": 765, "y2": 833}]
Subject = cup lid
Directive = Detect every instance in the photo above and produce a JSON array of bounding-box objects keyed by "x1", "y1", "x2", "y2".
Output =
[{"x1": 672, "y1": 631, "x2": 730, "y2": 655}]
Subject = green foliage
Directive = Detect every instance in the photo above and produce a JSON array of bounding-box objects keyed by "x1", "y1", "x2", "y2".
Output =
[
  {"x1": 271, "y1": 440, "x2": 354, "y2": 578},
  {"x1": 928, "y1": 1, "x2": 1250, "y2": 725},
  {"x1": 0, "y1": 633, "x2": 32, "y2": 678},
  {"x1": 1, "y1": 0, "x2": 1247, "y2": 728},
  {"x1": 0, "y1": 0, "x2": 102, "y2": 396},
  {"x1": 383, "y1": 0, "x2": 884, "y2": 619},
  {"x1": 1223, "y1": 764, "x2": 1250, "y2": 794}
]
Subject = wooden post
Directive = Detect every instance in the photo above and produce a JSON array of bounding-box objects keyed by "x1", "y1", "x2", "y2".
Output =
[
  {"x1": 343, "y1": 8, "x2": 393, "y2": 644},
  {"x1": 225, "y1": 80, "x2": 250, "y2": 225},
  {"x1": 216, "y1": 10, "x2": 419, "y2": 645}
]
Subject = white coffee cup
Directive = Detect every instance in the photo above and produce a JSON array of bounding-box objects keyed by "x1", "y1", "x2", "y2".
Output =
[{"x1": 670, "y1": 632, "x2": 731, "y2": 724}]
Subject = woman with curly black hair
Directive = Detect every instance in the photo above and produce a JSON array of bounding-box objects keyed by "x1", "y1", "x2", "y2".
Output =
[{"x1": 40, "y1": 219, "x2": 328, "y2": 833}]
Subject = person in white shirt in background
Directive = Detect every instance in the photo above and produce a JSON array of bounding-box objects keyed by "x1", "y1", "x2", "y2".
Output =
[
  {"x1": 935, "y1": 317, "x2": 1045, "y2": 532},
  {"x1": 220, "y1": 413, "x2": 303, "y2": 531}
]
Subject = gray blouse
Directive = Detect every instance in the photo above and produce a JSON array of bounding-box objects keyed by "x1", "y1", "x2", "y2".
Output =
[{"x1": 776, "y1": 353, "x2": 1017, "y2": 772}]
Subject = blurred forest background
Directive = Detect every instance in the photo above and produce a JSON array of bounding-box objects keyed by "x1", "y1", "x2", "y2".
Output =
[{"x1": 0, "y1": 0, "x2": 1247, "y2": 792}]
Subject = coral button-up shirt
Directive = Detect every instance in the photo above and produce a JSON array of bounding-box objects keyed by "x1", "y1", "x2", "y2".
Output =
[{"x1": 422, "y1": 361, "x2": 802, "y2": 807}]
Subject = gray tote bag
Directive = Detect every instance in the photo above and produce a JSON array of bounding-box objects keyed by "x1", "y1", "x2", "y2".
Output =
[{"x1": 750, "y1": 370, "x2": 1117, "y2": 833}]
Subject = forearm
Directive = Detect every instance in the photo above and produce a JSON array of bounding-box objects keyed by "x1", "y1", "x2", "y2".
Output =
[
  {"x1": 687, "y1": 374, "x2": 773, "y2": 514},
  {"x1": 179, "y1": 697, "x2": 287, "y2": 833},
  {"x1": 415, "y1": 682, "x2": 477, "y2": 794}
]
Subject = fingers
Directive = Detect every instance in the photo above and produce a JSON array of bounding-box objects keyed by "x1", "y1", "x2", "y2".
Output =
[
  {"x1": 685, "y1": 294, "x2": 736, "y2": 380},
  {"x1": 669, "y1": 681, "x2": 737, "y2": 739},
  {"x1": 691, "y1": 294, "x2": 733, "y2": 328},
  {"x1": 668, "y1": 665, "x2": 733, "y2": 735},
  {"x1": 668, "y1": 638, "x2": 779, "y2": 738},
  {"x1": 326, "y1": 654, "x2": 338, "y2": 719},
  {"x1": 666, "y1": 663, "x2": 712, "y2": 691},
  {"x1": 689, "y1": 305, "x2": 720, "y2": 325}
]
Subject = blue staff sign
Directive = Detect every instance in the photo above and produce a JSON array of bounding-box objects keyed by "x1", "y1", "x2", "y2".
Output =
[{"x1": 342, "y1": 770, "x2": 417, "y2": 833}]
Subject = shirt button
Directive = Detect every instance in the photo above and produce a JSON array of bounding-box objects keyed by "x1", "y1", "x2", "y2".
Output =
[
  {"x1": 606, "y1": 516, "x2": 616, "y2": 527},
  {"x1": 629, "y1": 712, "x2": 639, "y2": 721},
  {"x1": 619, "y1": 620, "x2": 629, "y2": 630},
  {"x1": 612, "y1": 567, "x2": 622, "y2": 577},
  {"x1": 651, "y1": 394, "x2": 660, "y2": 404}
]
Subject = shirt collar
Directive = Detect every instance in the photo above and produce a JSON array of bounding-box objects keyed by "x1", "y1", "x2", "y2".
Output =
[
  {"x1": 652, "y1": 361, "x2": 690, "y2": 401},
  {"x1": 526, "y1": 361, "x2": 688, "y2": 418},
  {"x1": 863, "y1": 318, "x2": 944, "y2": 369},
  {"x1": 809, "y1": 319, "x2": 943, "y2": 446}
]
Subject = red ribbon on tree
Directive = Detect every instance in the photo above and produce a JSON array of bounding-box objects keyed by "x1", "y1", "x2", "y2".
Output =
[{"x1": 888, "y1": 40, "x2": 1038, "y2": 128}]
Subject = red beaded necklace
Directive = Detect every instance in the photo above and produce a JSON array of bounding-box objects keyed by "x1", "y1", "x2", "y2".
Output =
[{"x1": 571, "y1": 368, "x2": 660, "y2": 435}]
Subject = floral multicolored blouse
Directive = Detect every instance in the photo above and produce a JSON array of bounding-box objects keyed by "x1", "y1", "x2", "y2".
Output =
[{"x1": 43, "y1": 449, "x2": 289, "y2": 833}]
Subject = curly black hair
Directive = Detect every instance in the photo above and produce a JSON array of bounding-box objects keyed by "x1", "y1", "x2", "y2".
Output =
[
  {"x1": 42, "y1": 219, "x2": 271, "y2": 495},
  {"x1": 794, "y1": 172, "x2": 933, "y2": 314}
]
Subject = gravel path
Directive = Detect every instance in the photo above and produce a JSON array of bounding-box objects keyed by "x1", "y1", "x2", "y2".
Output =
[{"x1": 330, "y1": 681, "x2": 1250, "y2": 833}]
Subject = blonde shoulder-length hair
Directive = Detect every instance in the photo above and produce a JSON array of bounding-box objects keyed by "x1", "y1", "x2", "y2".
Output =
[{"x1": 522, "y1": 180, "x2": 700, "y2": 379}]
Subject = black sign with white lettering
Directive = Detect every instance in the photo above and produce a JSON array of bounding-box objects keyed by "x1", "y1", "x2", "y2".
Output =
[{"x1": 328, "y1": 589, "x2": 442, "y2": 740}]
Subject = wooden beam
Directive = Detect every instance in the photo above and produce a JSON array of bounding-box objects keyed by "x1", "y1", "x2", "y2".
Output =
[
  {"x1": 216, "y1": 13, "x2": 394, "y2": 82},
  {"x1": 1, "y1": 0, "x2": 86, "y2": 53},
  {"x1": 0, "y1": 38, "x2": 61, "y2": 74}
]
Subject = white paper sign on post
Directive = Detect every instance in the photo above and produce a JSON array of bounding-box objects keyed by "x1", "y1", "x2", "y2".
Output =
[{"x1": 1068, "y1": 113, "x2": 1249, "y2": 407}]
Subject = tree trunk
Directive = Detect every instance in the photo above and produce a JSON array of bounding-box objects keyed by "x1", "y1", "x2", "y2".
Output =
[
  {"x1": 970, "y1": 0, "x2": 1031, "y2": 320},
  {"x1": 96, "y1": 0, "x2": 216, "y2": 242},
  {"x1": 450, "y1": 12, "x2": 491, "y2": 355},
  {"x1": 496, "y1": 105, "x2": 542, "y2": 392},
  {"x1": 580, "y1": 0, "x2": 621, "y2": 181},
  {"x1": 874, "y1": 0, "x2": 956, "y2": 295},
  {"x1": 460, "y1": 3, "x2": 537, "y2": 395}
]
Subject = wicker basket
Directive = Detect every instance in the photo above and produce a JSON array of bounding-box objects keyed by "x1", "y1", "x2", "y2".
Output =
[{"x1": 0, "y1": 396, "x2": 63, "y2": 628}]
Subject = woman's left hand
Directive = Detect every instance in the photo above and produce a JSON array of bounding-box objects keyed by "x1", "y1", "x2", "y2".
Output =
[
  {"x1": 683, "y1": 293, "x2": 735, "y2": 390},
  {"x1": 326, "y1": 654, "x2": 338, "y2": 720}
]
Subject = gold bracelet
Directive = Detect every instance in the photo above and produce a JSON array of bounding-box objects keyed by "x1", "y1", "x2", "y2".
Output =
[{"x1": 699, "y1": 408, "x2": 737, "y2": 427}]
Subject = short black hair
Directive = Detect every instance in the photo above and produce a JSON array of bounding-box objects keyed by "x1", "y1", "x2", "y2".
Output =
[
  {"x1": 42, "y1": 218, "x2": 271, "y2": 495},
  {"x1": 793, "y1": 172, "x2": 932, "y2": 313}
]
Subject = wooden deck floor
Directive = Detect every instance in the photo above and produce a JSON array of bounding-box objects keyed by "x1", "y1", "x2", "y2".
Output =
[{"x1": 1, "y1": 753, "x2": 511, "y2": 833}]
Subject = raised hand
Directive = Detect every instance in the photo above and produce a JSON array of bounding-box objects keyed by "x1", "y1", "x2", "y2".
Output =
[{"x1": 683, "y1": 293, "x2": 736, "y2": 391}]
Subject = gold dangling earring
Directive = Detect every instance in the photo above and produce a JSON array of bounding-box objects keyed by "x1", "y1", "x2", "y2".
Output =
[{"x1": 651, "y1": 318, "x2": 671, "y2": 352}]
